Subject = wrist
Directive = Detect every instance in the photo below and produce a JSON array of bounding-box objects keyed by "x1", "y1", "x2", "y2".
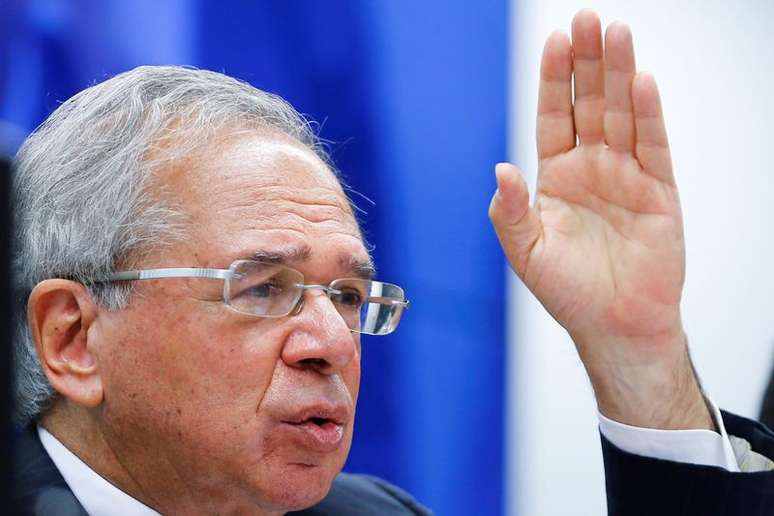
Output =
[{"x1": 575, "y1": 330, "x2": 714, "y2": 431}]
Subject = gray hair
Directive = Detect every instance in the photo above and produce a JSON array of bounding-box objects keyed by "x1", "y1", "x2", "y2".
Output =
[{"x1": 12, "y1": 66, "x2": 330, "y2": 426}]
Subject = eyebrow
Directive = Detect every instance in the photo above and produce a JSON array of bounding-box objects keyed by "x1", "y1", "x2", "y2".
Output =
[
  {"x1": 241, "y1": 245, "x2": 376, "y2": 280},
  {"x1": 341, "y1": 255, "x2": 376, "y2": 280},
  {"x1": 247, "y1": 245, "x2": 312, "y2": 264}
]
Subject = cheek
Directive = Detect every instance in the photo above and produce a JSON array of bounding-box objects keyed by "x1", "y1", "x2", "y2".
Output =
[
  {"x1": 96, "y1": 301, "x2": 284, "y2": 433},
  {"x1": 344, "y1": 359, "x2": 361, "y2": 406},
  {"x1": 346, "y1": 338, "x2": 362, "y2": 403}
]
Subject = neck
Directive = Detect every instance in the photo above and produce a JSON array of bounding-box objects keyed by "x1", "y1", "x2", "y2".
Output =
[
  {"x1": 41, "y1": 403, "x2": 283, "y2": 516},
  {"x1": 41, "y1": 402, "x2": 164, "y2": 509},
  {"x1": 42, "y1": 403, "x2": 287, "y2": 515}
]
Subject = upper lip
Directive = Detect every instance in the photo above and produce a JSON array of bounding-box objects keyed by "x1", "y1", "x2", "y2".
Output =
[{"x1": 281, "y1": 404, "x2": 349, "y2": 426}]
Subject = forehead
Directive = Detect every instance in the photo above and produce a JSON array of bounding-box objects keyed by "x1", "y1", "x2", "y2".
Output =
[{"x1": 156, "y1": 130, "x2": 369, "y2": 271}]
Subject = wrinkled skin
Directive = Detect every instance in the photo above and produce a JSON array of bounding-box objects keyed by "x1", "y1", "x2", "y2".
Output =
[{"x1": 89, "y1": 132, "x2": 368, "y2": 514}]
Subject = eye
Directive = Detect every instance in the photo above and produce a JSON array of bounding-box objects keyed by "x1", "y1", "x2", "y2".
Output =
[
  {"x1": 243, "y1": 281, "x2": 282, "y2": 299},
  {"x1": 334, "y1": 288, "x2": 364, "y2": 308}
]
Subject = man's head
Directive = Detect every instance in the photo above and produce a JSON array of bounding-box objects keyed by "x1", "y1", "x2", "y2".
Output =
[{"x1": 12, "y1": 66, "x2": 392, "y2": 513}]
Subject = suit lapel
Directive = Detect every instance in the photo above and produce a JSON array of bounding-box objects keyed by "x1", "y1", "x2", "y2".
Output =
[{"x1": 11, "y1": 425, "x2": 88, "y2": 516}]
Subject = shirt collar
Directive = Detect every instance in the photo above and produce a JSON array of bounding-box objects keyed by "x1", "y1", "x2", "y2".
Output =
[{"x1": 37, "y1": 426, "x2": 160, "y2": 516}]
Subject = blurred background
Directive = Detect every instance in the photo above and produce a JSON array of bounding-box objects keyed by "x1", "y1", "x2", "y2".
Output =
[
  {"x1": 0, "y1": 2, "x2": 508, "y2": 515},
  {"x1": 2, "y1": 1, "x2": 773, "y2": 515}
]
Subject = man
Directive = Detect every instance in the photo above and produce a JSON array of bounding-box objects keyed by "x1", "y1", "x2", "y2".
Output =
[
  {"x1": 9, "y1": 10, "x2": 773, "y2": 516},
  {"x1": 11, "y1": 63, "x2": 427, "y2": 514}
]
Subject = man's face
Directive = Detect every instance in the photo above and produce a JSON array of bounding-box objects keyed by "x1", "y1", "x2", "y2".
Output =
[{"x1": 92, "y1": 131, "x2": 367, "y2": 512}]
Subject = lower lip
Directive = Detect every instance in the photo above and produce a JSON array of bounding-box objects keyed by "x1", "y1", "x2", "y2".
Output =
[{"x1": 283, "y1": 421, "x2": 345, "y2": 453}]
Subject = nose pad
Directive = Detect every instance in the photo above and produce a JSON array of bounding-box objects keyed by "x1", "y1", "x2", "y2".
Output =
[
  {"x1": 289, "y1": 295, "x2": 305, "y2": 316},
  {"x1": 288, "y1": 286, "x2": 347, "y2": 329},
  {"x1": 288, "y1": 287, "x2": 354, "y2": 336},
  {"x1": 282, "y1": 289, "x2": 357, "y2": 374}
]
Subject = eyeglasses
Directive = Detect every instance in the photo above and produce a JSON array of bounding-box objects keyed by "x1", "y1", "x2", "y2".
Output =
[{"x1": 103, "y1": 260, "x2": 409, "y2": 336}]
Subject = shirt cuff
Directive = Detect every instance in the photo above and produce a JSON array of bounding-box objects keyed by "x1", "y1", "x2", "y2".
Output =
[{"x1": 598, "y1": 397, "x2": 740, "y2": 472}]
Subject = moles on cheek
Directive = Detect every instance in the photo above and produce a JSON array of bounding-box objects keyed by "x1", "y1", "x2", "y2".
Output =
[
  {"x1": 95, "y1": 298, "x2": 295, "y2": 506},
  {"x1": 98, "y1": 289, "x2": 277, "y2": 435}
]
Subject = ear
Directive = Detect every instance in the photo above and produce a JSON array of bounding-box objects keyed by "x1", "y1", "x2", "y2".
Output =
[{"x1": 28, "y1": 279, "x2": 103, "y2": 408}]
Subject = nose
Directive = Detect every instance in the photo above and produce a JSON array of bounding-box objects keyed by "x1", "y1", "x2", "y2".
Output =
[{"x1": 281, "y1": 290, "x2": 358, "y2": 375}]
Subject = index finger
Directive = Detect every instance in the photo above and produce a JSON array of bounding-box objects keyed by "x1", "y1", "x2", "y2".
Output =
[{"x1": 537, "y1": 31, "x2": 576, "y2": 163}]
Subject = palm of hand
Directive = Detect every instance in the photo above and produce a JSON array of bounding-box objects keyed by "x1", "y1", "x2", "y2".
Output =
[{"x1": 530, "y1": 144, "x2": 684, "y2": 342}]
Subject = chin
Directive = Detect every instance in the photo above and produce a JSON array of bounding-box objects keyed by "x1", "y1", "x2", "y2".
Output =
[
  {"x1": 260, "y1": 463, "x2": 339, "y2": 511},
  {"x1": 239, "y1": 427, "x2": 353, "y2": 511}
]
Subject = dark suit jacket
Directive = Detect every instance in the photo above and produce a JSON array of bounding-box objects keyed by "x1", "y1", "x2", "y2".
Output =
[
  {"x1": 12, "y1": 411, "x2": 774, "y2": 515},
  {"x1": 760, "y1": 364, "x2": 774, "y2": 430},
  {"x1": 602, "y1": 410, "x2": 774, "y2": 515}
]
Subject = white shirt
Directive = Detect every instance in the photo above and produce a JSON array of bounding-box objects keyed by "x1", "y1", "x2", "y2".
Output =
[
  {"x1": 38, "y1": 427, "x2": 159, "y2": 516},
  {"x1": 597, "y1": 396, "x2": 740, "y2": 472},
  {"x1": 39, "y1": 398, "x2": 762, "y2": 516}
]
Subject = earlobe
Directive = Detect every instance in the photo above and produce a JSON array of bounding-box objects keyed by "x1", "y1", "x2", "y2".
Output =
[{"x1": 28, "y1": 280, "x2": 103, "y2": 408}]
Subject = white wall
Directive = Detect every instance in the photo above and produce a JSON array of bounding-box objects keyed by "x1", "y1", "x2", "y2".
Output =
[{"x1": 507, "y1": 1, "x2": 774, "y2": 515}]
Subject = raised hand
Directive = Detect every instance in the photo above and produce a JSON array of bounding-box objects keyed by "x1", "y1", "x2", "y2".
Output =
[{"x1": 489, "y1": 10, "x2": 712, "y2": 430}]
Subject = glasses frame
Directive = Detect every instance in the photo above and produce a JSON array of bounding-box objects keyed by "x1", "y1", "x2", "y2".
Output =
[{"x1": 103, "y1": 260, "x2": 409, "y2": 336}]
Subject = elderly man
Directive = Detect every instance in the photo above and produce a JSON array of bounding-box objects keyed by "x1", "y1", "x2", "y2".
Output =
[
  {"x1": 11, "y1": 10, "x2": 774, "y2": 516},
  {"x1": 11, "y1": 65, "x2": 425, "y2": 514}
]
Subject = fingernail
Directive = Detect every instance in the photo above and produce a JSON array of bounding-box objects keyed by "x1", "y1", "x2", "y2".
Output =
[{"x1": 495, "y1": 163, "x2": 509, "y2": 191}]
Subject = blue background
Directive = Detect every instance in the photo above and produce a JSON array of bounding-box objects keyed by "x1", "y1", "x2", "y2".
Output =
[{"x1": 1, "y1": 2, "x2": 508, "y2": 514}]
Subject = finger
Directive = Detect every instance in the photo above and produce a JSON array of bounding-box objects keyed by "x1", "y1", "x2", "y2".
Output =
[
  {"x1": 603, "y1": 22, "x2": 636, "y2": 153},
  {"x1": 571, "y1": 9, "x2": 605, "y2": 144},
  {"x1": 537, "y1": 31, "x2": 575, "y2": 162},
  {"x1": 632, "y1": 72, "x2": 675, "y2": 185},
  {"x1": 489, "y1": 162, "x2": 543, "y2": 278}
]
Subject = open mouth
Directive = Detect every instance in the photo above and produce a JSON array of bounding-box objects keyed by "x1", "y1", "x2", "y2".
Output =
[
  {"x1": 282, "y1": 410, "x2": 347, "y2": 452},
  {"x1": 282, "y1": 406, "x2": 347, "y2": 427},
  {"x1": 288, "y1": 416, "x2": 341, "y2": 433}
]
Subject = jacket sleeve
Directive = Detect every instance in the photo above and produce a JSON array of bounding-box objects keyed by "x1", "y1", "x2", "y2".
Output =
[{"x1": 602, "y1": 410, "x2": 774, "y2": 516}]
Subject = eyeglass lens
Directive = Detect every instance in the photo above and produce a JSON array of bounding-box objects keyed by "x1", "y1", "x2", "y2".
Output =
[{"x1": 224, "y1": 260, "x2": 405, "y2": 336}]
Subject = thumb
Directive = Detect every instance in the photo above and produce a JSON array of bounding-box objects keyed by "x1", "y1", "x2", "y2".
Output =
[{"x1": 488, "y1": 162, "x2": 542, "y2": 278}]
